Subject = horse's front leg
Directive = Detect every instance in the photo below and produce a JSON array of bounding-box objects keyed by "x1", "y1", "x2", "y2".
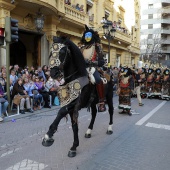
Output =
[
  {"x1": 68, "y1": 111, "x2": 79, "y2": 157},
  {"x1": 106, "y1": 91, "x2": 114, "y2": 135},
  {"x1": 85, "y1": 102, "x2": 97, "y2": 138},
  {"x1": 42, "y1": 103, "x2": 75, "y2": 147}
]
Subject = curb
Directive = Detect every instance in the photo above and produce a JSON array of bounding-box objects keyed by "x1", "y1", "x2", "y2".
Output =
[{"x1": 2, "y1": 106, "x2": 60, "y2": 123}]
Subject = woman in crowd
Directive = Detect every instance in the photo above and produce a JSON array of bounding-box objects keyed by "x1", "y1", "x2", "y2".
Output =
[
  {"x1": 45, "y1": 76, "x2": 58, "y2": 105},
  {"x1": 1, "y1": 66, "x2": 6, "y2": 74},
  {"x1": 0, "y1": 73, "x2": 7, "y2": 95},
  {"x1": 0, "y1": 83, "x2": 8, "y2": 122},
  {"x1": 42, "y1": 65, "x2": 49, "y2": 80},
  {"x1": 30, "y1": 66, "x2": 35, "y2": 77},
  {"x1": 10, "y1": 70, "x2": 18, "y2": 87},
  {"x1": 38, "y1": 66, "x2": 46, "y2": 82},
  {"x1": 23, "y1": 77, "x2": 43, "y2": 111},
  {"x1": 11, "y1": 78, "x2": 34, "y2": 114},
  {"x1": 34, "y1": 76, "x2": 51, "y2": 108}
]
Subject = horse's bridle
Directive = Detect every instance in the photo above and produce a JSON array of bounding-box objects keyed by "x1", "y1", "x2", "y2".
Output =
[{"x1": 49, "y1": 43, "x2": 69, "y2": 69}]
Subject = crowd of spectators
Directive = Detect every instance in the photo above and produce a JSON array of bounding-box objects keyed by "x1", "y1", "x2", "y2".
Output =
[
  {"x1": 65, "y1": 0, "x2": 84, "y2": 12},
  {"x1": 0, "y1": 64, "x2": 64, "y2": 122},
  {"x1": 113, "y1": 21, "x2": 128, "y2": 34}
]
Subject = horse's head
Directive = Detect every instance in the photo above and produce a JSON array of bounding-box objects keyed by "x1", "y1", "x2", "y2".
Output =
[
  {"x1": 49, "y1": 36, "x2": 87, "y2": 81},
  {"x1": 49, "y1": 37, "x2": 70, "y2": 79}
]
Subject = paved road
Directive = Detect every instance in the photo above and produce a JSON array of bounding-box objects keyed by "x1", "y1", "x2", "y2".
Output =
[{"x1": 0, "y1": 96, "x2": 170, "y2": 170}]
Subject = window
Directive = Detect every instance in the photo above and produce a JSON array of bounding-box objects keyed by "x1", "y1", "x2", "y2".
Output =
[
  {"x1": 148, "y1": 34, "x2": 152, "y2": 39},
  {"x1": 148, "y1": 24, "x2": 153, "y2": 29},
  {"x1": 148, "y1": 4, "x2": 153, "y2": 9},
  {"x1": 148, "y1": 14, "x2": 153, "y2": 19}
]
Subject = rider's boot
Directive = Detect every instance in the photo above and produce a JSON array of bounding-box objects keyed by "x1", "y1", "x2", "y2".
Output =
[{"x1": 96, "y1": 81, "x2": 106, "y2": 112}]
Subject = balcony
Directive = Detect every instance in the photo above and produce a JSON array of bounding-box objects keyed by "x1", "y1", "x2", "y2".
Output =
[
  {"x1": 162, "y1": 39, "x2": 170, "y2": 44},
  {"x1": 141, "y1": 28, "x2": 170, "y2": 34},
  {"x1": 141, "y1": 18, "x2": 170, "y2": 25},
  {"x1": 142, "y1": 8, "x2": 161, "y2": 15},
  {"x1": 162, "y1": 50, "x2": 170, "y2": 53},
  {"x1": 64, "y1": 4, "x2": 88, "y2": 26},
  {"x1": 115, "y1": 30, "x2": 131, "y2": 45},
  {"x1": 147, "y1": 0, "x2": 170, "y2": 3}
]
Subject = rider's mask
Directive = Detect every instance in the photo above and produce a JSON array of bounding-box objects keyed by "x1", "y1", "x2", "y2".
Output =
[{"x1": 85, "y1": 32, "x2": 92, "y2": 42}]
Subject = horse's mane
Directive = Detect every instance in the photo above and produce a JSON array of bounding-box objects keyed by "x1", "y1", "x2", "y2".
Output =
[{"x1": 53, "y1": 36, "x2": 87, "y2": 77}]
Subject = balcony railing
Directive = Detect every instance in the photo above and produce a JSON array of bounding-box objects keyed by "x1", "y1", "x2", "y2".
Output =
[
  {"x1": 64, "y1": 4, "x2": 88, "y2": 24},
  {"x1": 162, "y1": 39, "x2": 170, "y2": 44},
  {"x1": 141, "y1": 18, "x2": 170, "y2": 25},
  {"x1": 115, "y1": 30, "x2": 131, "y2": 45}
]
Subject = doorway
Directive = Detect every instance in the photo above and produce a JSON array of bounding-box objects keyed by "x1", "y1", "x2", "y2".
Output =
[
  {"x1": 10, "y1": 30, "x2": 42, "y2": 69},
  {"x1": 10, "y1": 41, "x2": 26, "y2": 68}
]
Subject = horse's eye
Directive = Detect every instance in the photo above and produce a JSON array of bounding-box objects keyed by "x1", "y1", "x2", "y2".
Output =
[{"x1": 59, "y1": 47, "x2": 66, "y2": 56}]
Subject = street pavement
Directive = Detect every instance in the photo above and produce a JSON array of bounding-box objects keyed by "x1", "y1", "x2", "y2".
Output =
[{"x1": 0, "y1": 95, "x2": 170, "y2": 170}]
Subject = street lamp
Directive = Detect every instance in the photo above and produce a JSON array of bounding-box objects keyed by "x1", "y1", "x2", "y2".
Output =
[
  {"x1": 102, "y1": 19, "x2": 116, "y2": 67},
  {"x1": 35, "y1": 8, "x2": 44, "y2": 32}
]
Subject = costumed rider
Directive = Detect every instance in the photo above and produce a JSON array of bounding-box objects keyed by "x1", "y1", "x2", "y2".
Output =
[{"x1": 80, "y1": 25, "x2": 106, "y2": 112}]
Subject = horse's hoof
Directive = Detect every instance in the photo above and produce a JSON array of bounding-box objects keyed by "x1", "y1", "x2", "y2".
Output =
[
  {"x1": 68, "y1": 150, "x2": 76, "y2": 157},
  {"x1": 106, "y1": 130, "x2": 113, "y2": 135},
  {"x1": 85, "y1": 133, "x2": 91, "y2": 138},
  {"x1": 42, "y1": 134, "x2": 54, "y2": 147},
  {"x1": 128, "y1": 111, "x2": 132, "y2": 116}
]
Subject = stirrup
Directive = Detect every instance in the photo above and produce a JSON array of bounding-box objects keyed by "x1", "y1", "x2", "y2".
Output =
[{"x1": 98, "y1": 103, "x2": 106, "y2": 112}]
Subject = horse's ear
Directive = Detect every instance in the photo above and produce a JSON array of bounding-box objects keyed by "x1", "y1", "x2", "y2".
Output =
[{"x1": 85, "y1": 25, "x2": 89, "y2": 30}]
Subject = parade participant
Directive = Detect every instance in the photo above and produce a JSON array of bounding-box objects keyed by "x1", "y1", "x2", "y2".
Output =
[
  {"x1": 152, "y1": 68, "x2": 162, "y2": 98},
  {"x1": 117, "y1": 66, "x2": 133, "y2": 115},
  {"x1": 134, "y1": 68, "x2": 144, "y2": 106},
  {"x1": 81, "y1": 25, "x2": 106, "y2": 112},
  {"x1": 140, "y1": 67, "x2": 147, "y2": 99},
  {"x1": 161, "y1": 68, "x2": 170, "y2": 100},
  {"x1": 146, "y1": 67, "x2": 154, "y2": 98}
]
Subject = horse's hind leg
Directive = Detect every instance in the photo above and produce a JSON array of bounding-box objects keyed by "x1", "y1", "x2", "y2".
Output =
[
  {"x1": 68, "y1": 112, "x2": 79, "y2": 157},
  {"x1": 85, "y1": 102, "x2": 97, "y2": 138},
  {"x1": 106, "y1": 91, "x2": 114, "y2": 135},
  {"x1": 42, "y1": 105, "x2": 73, "y2": 147}
]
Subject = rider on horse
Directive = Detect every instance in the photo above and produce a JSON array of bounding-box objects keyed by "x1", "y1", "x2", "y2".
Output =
[{"x1": 80, "y1": 25, "x2": 106, "y2": 112}]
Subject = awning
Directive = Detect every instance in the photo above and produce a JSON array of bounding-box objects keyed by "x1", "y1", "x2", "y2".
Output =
[
  {"x1": 87, "y1": 0, "x2": 94, "y2": 7},
  {"x1": 105, "y1": 9, "x2": 110, "y2": 16}
]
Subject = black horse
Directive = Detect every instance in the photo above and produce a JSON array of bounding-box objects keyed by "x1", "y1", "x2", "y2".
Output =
[{"x1": 42, "y1": 36, "x2": 114, "y2": 157}]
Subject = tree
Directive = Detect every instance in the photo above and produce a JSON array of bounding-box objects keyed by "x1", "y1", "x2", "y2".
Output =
[{"x1": 140, "y1": 29, "x2": 166, "y2": 65}]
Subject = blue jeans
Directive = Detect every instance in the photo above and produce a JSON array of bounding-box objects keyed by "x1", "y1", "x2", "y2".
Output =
[
  {"x1": 93, "y1": 70, "x2": 102, "y2": 84},
  {"x1": 0, "y1": 101, "x2": 9, "y2": 117},
  {"x1": 33, "y1": 94, "x2": 43, "y2": 106}
]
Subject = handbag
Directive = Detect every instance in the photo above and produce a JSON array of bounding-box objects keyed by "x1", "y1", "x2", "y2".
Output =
[
  {"x1": 0, "y1": 97, "x2": 6, "y2": 103},
  {"x1": 54, "y1": 96, "x2": 60, "y2": 106}
]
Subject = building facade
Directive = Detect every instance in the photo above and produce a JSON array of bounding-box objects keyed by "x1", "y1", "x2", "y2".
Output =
[
  {"x1": 140, "y1": 0, "x2": 170, "y2": 66},
  {"x1": 0, "y1": 0, "x2": 140, "y2": 68}
]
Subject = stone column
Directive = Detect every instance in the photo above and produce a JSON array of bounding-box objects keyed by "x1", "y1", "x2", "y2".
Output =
[{"x1": 41, "y1": 34, "x2": 49, "y2": 66}]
